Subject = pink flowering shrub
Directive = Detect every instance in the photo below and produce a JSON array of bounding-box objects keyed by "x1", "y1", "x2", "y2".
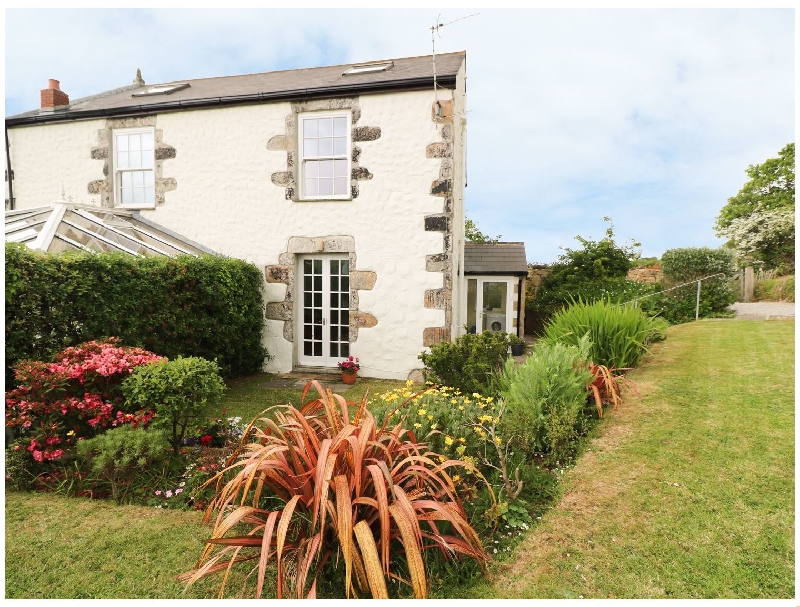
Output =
[{"x1": 5, "y1": 338, "x2": 165, "y2": 465}]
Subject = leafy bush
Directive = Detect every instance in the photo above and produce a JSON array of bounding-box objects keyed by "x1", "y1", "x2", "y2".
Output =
[
  {"x1": 180, "y1": 382, "x2": 487, "y2": 599},
  {"x1": 76, "y1": 425, "x2": 173, "y2": 505},
  {"x1": 655, "y1": 247, "x2": 737, "y2": 323},
  {"x1": 5, "y1": 243, "x2": 268, "y2": 385},
  {"x1": 122, "y1": 357, "x2": 225, "y2": 450},
  {"x1": 497, "y1": 337, "x2": 594, "y2": 467},
  {"x1": 5, "y1": 339, "x2": 163, "y2": 468},
  {"x1": 525, "y1": 218, "x2": 645, "y2": 329},
  {"x1": 418, "y1": 330, "x2": 511, "y2": 395},
  {"x1": 541, "y1": 300, "x2": 668, "y2": 369}
]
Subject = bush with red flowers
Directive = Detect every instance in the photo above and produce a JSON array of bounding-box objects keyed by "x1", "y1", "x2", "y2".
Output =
[{"x1": 5, "y1": 338, "x2": 164, "y2": 468}]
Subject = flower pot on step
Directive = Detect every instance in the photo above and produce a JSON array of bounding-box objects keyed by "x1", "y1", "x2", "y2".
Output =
[{"x1": 341, "y1": 372, "x2": 357, "y2": 385}]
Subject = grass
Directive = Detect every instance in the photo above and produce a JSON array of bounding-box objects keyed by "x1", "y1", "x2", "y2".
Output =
[
  {"x1": 5, "y1": 322, "x2": 794, "y2": 598},
  {"x1": 456, "y1": 319, "x2": 795, "y2": 598}
]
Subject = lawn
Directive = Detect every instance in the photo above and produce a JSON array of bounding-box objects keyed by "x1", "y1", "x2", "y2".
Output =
[{"x1": 5, "y1": 320, "x2": 794, "y2": 598}]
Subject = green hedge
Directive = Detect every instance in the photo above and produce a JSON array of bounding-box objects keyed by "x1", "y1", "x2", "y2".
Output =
[{"x1": 5, "y1": 243, "x2": 268, "y2": 383}]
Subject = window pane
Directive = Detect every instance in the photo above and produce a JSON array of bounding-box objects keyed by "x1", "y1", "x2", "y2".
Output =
[
  {"x1": 116, "y1": 136, "x2": 129, "y2": 151},
  {"x1": 304, "y1": 341, "x2": 312, "y2": 356},
  {"x1": 330, "y1": 327, "x2": 339, "y2": 341},
  {"x1": 330, "y1": 343, "x2": 338, "y2": 357},
  {"x1": 121, "y1": 188, "x2": 132, "y2": 204},
  {"x1": 304, "y1": 119, "x2": 318, "y2": 137},
  {"x1": 341, "y1": 276, "x2": 349, "y2": 290},
  {"x1": 330, "y1": 260, "x2": 339, "y2": 273},
  {"x1": 318, "y1": 137, "x2": 332, "y2": 156},
  {"x1": 340, "y1": 343, "x2": 349, "y2": 357},
  {"x1": 141, "y1": 132, "x2": 154, "y2": 151},
  {"x1": 333, "y1": 116, "x2": 347, "y2": 136},
  {"x1": 319, "y1": 160, "x2": 333, "y2": 178},
  {"x1": 130, "y1": 151, "x2": 142, "y2": 168},
  {"x1": 341, "y1": 293, "x2": 349, "y2": 308},
  {"x1": 121, "y1": 172, "x2": 132, "y2": 188},
  {"x1": 331, "y1": 275, "x2": 339, "y2": 290},
  {"x1": 334, "y1": 178, "x2": 347, "y2": 195},
  {"x1": 305, "y1": 161, "x2": 318, "y2": 178},
  {"x1": 133, "y1": 188, "x2": 144, "y2": 204},
  {"x1": 117, "y1": 152, "x2": 129, "y2": 169},
  {"x1": 341, "y1": 310, "x2": 349, "y2": 325},
  {"x1": 132, "y1": 171, "x2": 144, "y2": 187},
  {"x1": 319, "y1": 118, "x2": 332, "y2": 137},
  {"x1": 144, "y1": 188, "x2": 155, "y2": 206},
  {"x1": 314, "y1": 292, "x2": 322, "y2": 307},
  {"x1": 313, "y1": 259, "x2": 322, "y2": 273},
  {"x1": 144, "y1": 171, "x2": 155, "y2": 187},
  {"x1": 314, "y1": 342, "x2": 322, "y2": 357},
  {"x1": 304, "y1": 259, "x2": 312, "y2": 273},
  {"x1": 313, "y1": 309, "x2": 322, "y2": 324},
  {"x1": 313, "y1": 325, "x2": 322, "y2": 341},
  {"x1": 341, "y1": 326, "x2": 349, "y2": 340},
  {"x1": 334, "y1": 159, "x2": 347, "y2": 177},
  {"x1": 305, "y1": 179, "x2": 318, "y2": 196},
  {"x1": 333, "y1": 137, "x2": 346, "y2": 156},
  {"x1": 314, "y1": 275, "x2": 321, "y2": 290},
  {"x1": 129, "y1": 135, "x2": 141, "y2": 151},
  {"x1": 304, "y1": 139, "x2": 318, "y2": 157},
  {"x1": 331, "y1": 310, "x2": 339, "y2": 324},
  {"x1": 341, "y1": 261, "x2": 349, "y2": 274},
  {"x1": 319, "y1": 179, "x2": 333, "y2": 196}
]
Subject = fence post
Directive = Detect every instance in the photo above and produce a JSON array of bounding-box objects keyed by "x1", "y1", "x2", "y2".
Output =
[
  {"x1": 744, "y1": 266, "x2": 755, "y2": 302},
  {"x1": 695, "y1": 279, "x2": 701, "y2": 321}
]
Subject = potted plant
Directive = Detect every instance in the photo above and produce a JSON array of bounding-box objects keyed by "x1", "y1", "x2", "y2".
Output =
[
  {"x1": 337, "y1": 355, "x2": 360, "y2": 385},
  {"x1": 509, "y1": 334, "x2": 526, "y2": 357}
]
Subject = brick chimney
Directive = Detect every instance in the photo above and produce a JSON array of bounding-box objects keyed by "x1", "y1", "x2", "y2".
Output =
[{"x1": 40, "y1": 79, "x2": 69, "y2": 110}]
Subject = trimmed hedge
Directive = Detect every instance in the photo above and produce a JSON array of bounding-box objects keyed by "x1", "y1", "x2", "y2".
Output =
[{"x1": 5, "y1": 243, "x2": 268, "y2": 383}]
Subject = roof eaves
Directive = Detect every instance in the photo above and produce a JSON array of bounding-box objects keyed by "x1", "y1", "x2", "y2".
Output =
[{"x1": 6, "y1": 73, "x2": 458, "y2": 127}]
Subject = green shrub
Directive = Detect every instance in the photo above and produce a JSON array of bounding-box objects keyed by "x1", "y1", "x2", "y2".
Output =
[
  {"x1": 122, "y1": 357, "x2": 225, "y2": 450},
  {"x1": 654, "y1": 247, "x2": 737, "y2": 324},
  {"x1": 418, "y1": 331, "x2": 511, "y2": 395},
  {"x1": 5, "y1": 243, "x2": 268, "y2": 385},
  {"x1": 76, "y1": 425, "x2": 173, "y2": 505},
  {"x1": 497, "y1": 337, "x2": 594, "y2": 467},
  {"x1": 541, "y1": 299, "x2": 668, "y2": 369},
  {"x1": 5, "y1": 440, "x2": 37, "y2": 491}
]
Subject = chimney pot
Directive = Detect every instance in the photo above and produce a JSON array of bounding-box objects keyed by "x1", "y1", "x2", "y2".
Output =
[
  {"x1": 48, "y1": 79, "x2": 60, "y2": 90},
  {"x1": 40, "y1": 79, "x2": 69, "y2": 110}
]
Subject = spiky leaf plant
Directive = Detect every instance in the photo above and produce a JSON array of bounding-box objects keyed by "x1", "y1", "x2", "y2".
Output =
[{"x1": 179, "y1": 381, "x2": 487, "y2": 599}]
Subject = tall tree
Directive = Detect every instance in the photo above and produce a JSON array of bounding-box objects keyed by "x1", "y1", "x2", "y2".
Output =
[{"x1": 715, "y1": 143, "x2": 795, "y2": 231}]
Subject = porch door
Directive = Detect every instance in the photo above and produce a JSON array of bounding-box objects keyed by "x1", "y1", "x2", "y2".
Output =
[
  {"x1": 298, "y1": 255, "x2": 351, "y2": 367},
  {"x1": 466, "y1": 277, "x2": 514, "y2": 334}
]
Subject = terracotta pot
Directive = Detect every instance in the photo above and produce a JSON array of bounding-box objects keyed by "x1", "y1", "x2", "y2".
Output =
[{"x1": 341, "y1": 371, "x2": 357, "y2": 385}]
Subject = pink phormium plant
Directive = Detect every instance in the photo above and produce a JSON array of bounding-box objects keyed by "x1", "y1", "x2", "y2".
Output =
[{"x1": 5, "y1": 338, "x2": 165, "y2": 464}]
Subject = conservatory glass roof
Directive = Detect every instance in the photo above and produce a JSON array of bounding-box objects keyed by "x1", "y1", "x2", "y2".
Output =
[{"x1": 5, "y1": 203, "x2": 216, "y2": 257}]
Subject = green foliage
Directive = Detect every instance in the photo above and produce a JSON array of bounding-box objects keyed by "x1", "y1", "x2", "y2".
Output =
[
  {"x1": 497, "y1": 337, "x2": 594, "y2": 467},
  {"x1": 656, "y1": 247, "x2": 737, "y2": 323},
  {"x1": 465, "y1": 216, "x2": 501, "y2": 243},
  {"x1": 418, "y1": 331, "x2": 512, "y2": 395},
  {"x1": 541, "y1": 300, "x2": 668, "y2": 369},
  {"x1": 122, "y1": 357, "x2": 225, "y2": 450},
  {"x1": 5, "y1": 243, "x2": 268, "y2": 385},
  {"x1": 755, "y1": 275, "x2": 795, "y2": 302},
  {"x1": 76, "y1": 425, "x2": 173, "y2": 505},
  {"x1": 717, "y1": 208, "x2": 795, "y2": 272},
  {"x1": 715, "y1": 143, "x2": 795, "y2": 231},
  {"x1": 5, "y1": 440, "x2": 38, "y2": 491},
  {"x1": 526, "y1": 218, "x2": 643, "y2": 327}
]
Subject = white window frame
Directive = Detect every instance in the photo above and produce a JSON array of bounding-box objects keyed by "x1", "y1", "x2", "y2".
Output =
[
  {"x1": 298, "y1": 111, "x2": 351, "y2": 201},
  {"x1": 112, "y1": 126, "x2": 156, "y2": 209}
]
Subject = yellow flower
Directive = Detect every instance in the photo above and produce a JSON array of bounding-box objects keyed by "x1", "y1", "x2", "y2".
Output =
[
  {"x1": 455, "y1": 445, "x2": 466, "y2": 456},
  {"x1": 451, "y1": 474, "x2": 461, "y2": 482},
  {"x1": 458, "y1": 437, "x2": 466, "y2": 443},
  {"x1": 451, "y1": 399, "x2": 458, "y2": 404},
  {"x1": 66, "y1": 430, "x2": 75, "y2": 437},
  {"x1": 414, "y1": 423, "x2": 422, "y2": 429},
  {"x1": 458, "y1": 405, "x2": 465, "y2": 411},
  {"x1": 485, "y1": 396, "x2": 494, "y2": 403},
  {"x1": 445, "y1": 436, "x2": 454, "y2": 446},
  {"x1": 417, "y1": 409, "x2": 426, "y2": 416},
  {"x1": 427, "y1": 415, "x2": 433, "y2": 421},
  {"x1": 472, "y1": 393, "x2": 481, "y2": 398},
  {"x1": 406, "y1": 379, "x2": 414, "y2": 388},
  {"x1": 495, "y1": 436, "x2": 502, "y2": 445}
]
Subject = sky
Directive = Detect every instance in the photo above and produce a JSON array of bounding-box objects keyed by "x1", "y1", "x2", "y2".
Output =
[{"x1": 4, "y1": 7, "x2": 795, "y2": 263}]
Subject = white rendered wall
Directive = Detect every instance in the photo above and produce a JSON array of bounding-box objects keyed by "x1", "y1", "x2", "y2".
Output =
[{"x1": 6, "y1": 120, "x2": 106, "y2": 207}]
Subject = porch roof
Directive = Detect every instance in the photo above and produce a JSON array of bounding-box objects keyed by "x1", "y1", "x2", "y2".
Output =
[{"x1": 464, "y1": 242, "x2": 528, "y2": 276}]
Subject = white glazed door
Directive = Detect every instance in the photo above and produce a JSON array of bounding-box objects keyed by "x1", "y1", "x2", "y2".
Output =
[{"x1": 298, "y1": 256, "x2": 351, "y2": 367}]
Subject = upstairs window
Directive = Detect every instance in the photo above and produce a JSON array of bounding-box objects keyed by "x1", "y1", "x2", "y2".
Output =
[
  {"x1": 113, "y1": 127, "x2": 155, "y2": 208},
  {"x1": 299, "y1": 112, "x2": 350, "y2": 200}
]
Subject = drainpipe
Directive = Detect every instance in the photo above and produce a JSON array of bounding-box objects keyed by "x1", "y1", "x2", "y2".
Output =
[
  {"x1": 5, "y1": 124, "x2": 14, "y2": 210},
  {"x1": 516, "y1": 276, "x2": 523, "y2": 337}
]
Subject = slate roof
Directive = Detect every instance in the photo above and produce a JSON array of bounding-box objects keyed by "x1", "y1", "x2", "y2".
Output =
[
  {"x1": 5, "y1": 202, "x2": 216, "y2": 257},
  {"x1": 464, "y1": 242, "x2": 529, "y2": 275},
  {"x1": 7, "y1": 52, "x2": 466, "y2": 124}
]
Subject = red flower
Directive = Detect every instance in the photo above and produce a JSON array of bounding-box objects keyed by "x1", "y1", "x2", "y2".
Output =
[{"x1": 200, "y1": 435, "x2": 213, "y2": 446}]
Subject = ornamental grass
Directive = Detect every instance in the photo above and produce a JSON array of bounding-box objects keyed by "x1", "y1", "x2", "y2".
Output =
[{"x1": 179, "y1": 381, "x2": 487, "y2": 599}]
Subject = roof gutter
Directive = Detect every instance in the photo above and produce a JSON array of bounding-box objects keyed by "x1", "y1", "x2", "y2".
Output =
[{"x1": 5, "y1": 74, "x2": 458, "y2": 127}]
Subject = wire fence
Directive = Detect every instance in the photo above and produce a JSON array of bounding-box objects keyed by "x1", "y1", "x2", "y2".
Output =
[{"x1": 622, "y1": 273, "x2": 728, "y2": 321}]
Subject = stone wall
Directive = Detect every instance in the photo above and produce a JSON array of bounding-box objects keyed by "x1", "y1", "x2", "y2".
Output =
[{"x1": 627, "y1": 265, "x2": 663, "y2": 284}]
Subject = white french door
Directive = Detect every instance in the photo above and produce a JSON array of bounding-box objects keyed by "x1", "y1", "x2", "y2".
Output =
[
  {"x1": 298, "y1": 255, "x2": 351, "y2": 367},
  {"x1": 466, "y1": 277, "x2": 514, "y2": 335}
]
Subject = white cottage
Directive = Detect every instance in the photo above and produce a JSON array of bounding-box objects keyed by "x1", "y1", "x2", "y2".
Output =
[{"x1": 5, "y1": 53, "x2": 470, "y2": 381}]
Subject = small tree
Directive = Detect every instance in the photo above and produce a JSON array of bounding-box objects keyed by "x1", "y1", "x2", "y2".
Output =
[
  {"x1": 465, "y1": 216, "x2": 501, "y2": 243},
  {"x1": 122, "y1": 356, "x2": 225, "y2": 450},
  {"x1": 717, "y1": 207, "x2": 794, "y2": 273}
]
